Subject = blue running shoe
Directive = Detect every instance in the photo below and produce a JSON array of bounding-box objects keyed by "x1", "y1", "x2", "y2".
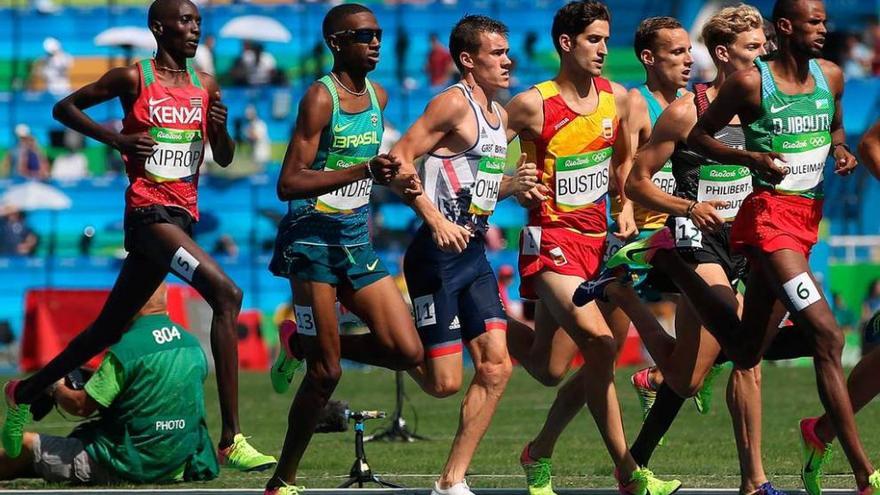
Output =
[
  {"x1": 573, "y1": 268, "x2": 630, "y2": 307},
  {"x1": 753, "y1": 481, "x2": 786, "y2": 495}
]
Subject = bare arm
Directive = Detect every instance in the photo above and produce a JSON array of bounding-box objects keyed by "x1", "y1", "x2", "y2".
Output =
[
  {"x1": 52, "y1": 65, "x2": 155, "y2": 162},
  {"x1": 626, "y1": 95, "x2": 695, "y2": 216},
  {"x1": 389, "y1": 89, "x2": 472, "y2": 253},
  {"x1": 505, "y1": 88, "x2": 550, "y2": 206},
  {"x1": 858, "y1": 120, "x2": 880, "y2": 180},
  {"x1": 611, "y1": 83, "x2": 636, "y2": 239},
  {"x1": 276, "y1": 83, "x2": 395, "y2": 201},
  {"x1": 687, "y1": 69, "x2": 786, "y2": 183},
  {"x1": 53, "y1": 381, "x2": 99, "y2": 418},
  {"x1": 201, "y1": 73, "x2": 235, "y2": 167},
  {"x1": 821, "y1": 60, "x2": 858, "y2": 176}
]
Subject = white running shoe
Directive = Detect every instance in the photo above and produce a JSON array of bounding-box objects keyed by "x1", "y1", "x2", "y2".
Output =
[{"x1": 431, "y1": 480, "x2": 475, "y2": 495}]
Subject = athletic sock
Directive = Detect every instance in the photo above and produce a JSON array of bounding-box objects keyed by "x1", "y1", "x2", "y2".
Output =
[{"x1": 630, "y1": 383, "x2": 685, "y2": 466}]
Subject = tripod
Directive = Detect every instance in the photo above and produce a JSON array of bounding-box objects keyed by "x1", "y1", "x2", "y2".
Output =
[
  {"x1": 365, "y1": 371, "x2": 429, "y2": 442},
  {"x1": 339, "y1": 410, "x2": 403, "y2": 488}
]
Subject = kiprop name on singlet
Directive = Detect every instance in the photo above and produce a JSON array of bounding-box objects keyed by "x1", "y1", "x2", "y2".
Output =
[{"x1": 146, "y1": 127, "x2": 203, "y2": 174}]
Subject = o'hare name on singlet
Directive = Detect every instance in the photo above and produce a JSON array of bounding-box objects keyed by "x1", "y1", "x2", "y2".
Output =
[
  {"x1": 554, "y1": 147, "x2": 611, "y2": 211},
  {"x1": 145, "y1": 127, "x2": 203, "y2": 181},
  {"x1": 468, "y1": 156, "x2": 505, "y2": 216},
  {"x1": 771, "y1": 131, "x2": 830, "y2": 193},
  {"x1": 653, "y1": 162, "x2": 676, "y2": 195},
  {"x1": 697, "y1": 165, "x2": 752, "y2": 219},
  {"x1": 316, "y1": 153, "x2": 372, "y2": 213}
]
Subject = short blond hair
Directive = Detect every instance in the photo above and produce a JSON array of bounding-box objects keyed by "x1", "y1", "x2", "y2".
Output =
[{"x1": 701, "y1": 4, "x2": 764, "y2": 53}]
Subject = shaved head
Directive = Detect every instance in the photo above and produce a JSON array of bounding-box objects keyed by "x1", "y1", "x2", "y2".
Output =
[
  {"x1": 322, "y1": 3, "x2": 373, "y2": 39},
  {"x1": 148, "y1": 0, "x2": 196, "y2": 25}
]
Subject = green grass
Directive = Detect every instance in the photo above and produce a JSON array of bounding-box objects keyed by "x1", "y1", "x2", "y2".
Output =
[{"x1": 2, "y1": 364, "x2": 879, "y2": 489}]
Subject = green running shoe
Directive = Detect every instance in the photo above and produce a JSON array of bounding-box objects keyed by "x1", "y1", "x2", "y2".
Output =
[
  {"x1": 693, "y1": 364, "x2": 724, "y2": 415},
  {"x1": 800, "y1": 417, "x2": 833, "y2": 495},
  {"x1": 219, "y1": 433, "x2": 277, "y2": 472},
  {"x1": 619, "y1": 467, "x2": 682, "y2": 495},
  {"x1": 2, "y1": 380, "x2": 31, "y2": 459},
  {"x1": 520, "y1": 443, "x2": 557, "y2": 495},
  {"x1": 631, "y1": 368, "x2": 664, "y2": 446},
  {"x1": 862, "y1": 470, "x2": 880, "y2": 495},
  {"x1": 270, "y1": 320, "x2": 304, "y2": 394},
  {"x1": 264, "y1": 483, "x2": 305, "y2": 495},
  {"x1": 607, "y1": 227, "x2": 675, "y2": 270}
]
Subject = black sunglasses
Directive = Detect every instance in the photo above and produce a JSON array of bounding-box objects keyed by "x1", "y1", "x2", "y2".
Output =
[{"x1": 331, "y1": 28, "x2": 382, "y2": 44}]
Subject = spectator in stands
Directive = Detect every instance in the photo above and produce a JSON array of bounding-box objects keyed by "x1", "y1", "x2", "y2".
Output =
[
  {"x1": 833, "y1": 292, "x2": 858, "y2": 333},
  {"x1": 425, "y1": 33, "x2": 454, "y2": 88},
  {"x1": 841, "y1": 33, "x2": 872, "y2": 79},
  {"x1": 230, "y1": 41, "x2": 279, "y2": 86},
  {"x1": 30, "y1": 37, "x2": 71, "y2": 97},
  {"x1": 3, "y1": 124, "x2": 50, "y2": 181},
  {"x1": 50, "y1": 129, "x2": 88, "y2": 181},
  {"x1": 243, "y1": 105, "x2": 271, "y2": 169},
  {"x1": 0, "y1": 207, "x2": 38, "y2": 257},
  {"x1": 0, "y1": 283, "x2": 219, "y2": 484},
  {"x1": 863, "y1": 279, "x2": 880, "y2": 321},
  {"x1": 193, "y1": 34, "x2": 216, "y2": 75},
  {"x1": 212, "y1": 234, "x2": 239, "y2": 258},
  {"x1": 395, "y1": 26, "x2": 410, "y2": 87}
]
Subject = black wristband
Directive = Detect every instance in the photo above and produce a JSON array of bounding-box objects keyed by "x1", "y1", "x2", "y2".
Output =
[
  {"x1": 685, "y1": 201, "x2": 698, "y2": 219},
  {"x1": 832, "y1": 142, "x2": 851, "y2": 153}
]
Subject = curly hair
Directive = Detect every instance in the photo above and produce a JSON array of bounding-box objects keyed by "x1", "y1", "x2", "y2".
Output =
[{"x1": 701, "y1": 4, "x2": 764, "y2": 52}]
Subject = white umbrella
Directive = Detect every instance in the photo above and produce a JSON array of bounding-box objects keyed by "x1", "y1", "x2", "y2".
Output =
[
  {"x1": 1, "y1": 181, "x2": 72, "y2": 211},
  {"x1": 220, "y1": 15, "x2": 291, "y2": 43},
  {"x1": 94, "y1": 26, "x2": 157, "y2": 51}
]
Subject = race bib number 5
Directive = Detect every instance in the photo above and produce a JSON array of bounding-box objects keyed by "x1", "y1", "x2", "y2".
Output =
[
  {"x1": 316, "y1": 153, "x2": 373, "y2": 213},
  {"x1": 468, "y1": 156, "x2": 505, "y2": 215},
  {"x1": 772, "y1": 131, "x2": 830, "y2": 194},
  {"x1": 554, "y1": 147, "x2": 611, "y2": 211},
  {"x1": 145, "y1": 127, "x2": 203, "y2": 182}
]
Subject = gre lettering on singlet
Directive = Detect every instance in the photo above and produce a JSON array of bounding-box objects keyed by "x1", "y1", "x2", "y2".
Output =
[
  {"x1": 171, "y1": 246, "x2": 199, "y2": 281},
  {"x1": 294, "y1": 305, "x2": 317, "y2": 336},
  {"x1": 652, "y1": 162, "x2": 676, "y2": 195},
  {"x1": 145, "y1": 127, "x2": 203, "y2": 181},
  {"x1": 315, "y1": 153, "x2": 373, "y2": 213},
  {"x1": 772, "y1": 131, "x2": 830, "y2": 193},
  {"x1": 674, "y1": 217, "x2": 703, "y2": 248},
  {"x1": 697, "y1": 165, "x2": 752, "y2": 220},
  {"x1": 413, "y1": 295, "x2": 437, "y2": 328},
  {"x1": 554, "y1": 147, "x2": 611, "y2": 211},
  {"x1": 522, "y1": 226, "x2": 542, "y2": 256},
  {"x1": 782, "y1": 272, "x2": 822, "y2": 312},
  {"x1": 468, "y1": 156, "x2": 505, "y2": 215}
]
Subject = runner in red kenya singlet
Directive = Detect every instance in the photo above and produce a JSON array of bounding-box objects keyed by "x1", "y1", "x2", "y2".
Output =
[{"x1": 0, "y1": 0, "x2": 275, "y2": 471}]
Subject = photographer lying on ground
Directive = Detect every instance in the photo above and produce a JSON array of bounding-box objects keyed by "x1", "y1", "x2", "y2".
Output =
[{"x1": 0, "y1": 282, "x2": 218, "y2": 484}]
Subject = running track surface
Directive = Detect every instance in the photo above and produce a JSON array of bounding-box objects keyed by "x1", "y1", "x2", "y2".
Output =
[{"x1": 0, "y1": 489, "x2": 857, "y2": 494}]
